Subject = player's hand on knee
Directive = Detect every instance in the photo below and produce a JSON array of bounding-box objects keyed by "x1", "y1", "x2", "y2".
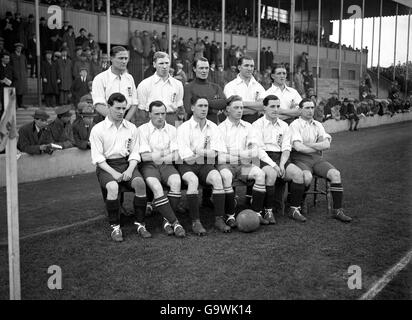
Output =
[
  {"x1": 122, "y1": 169, "x2": 132, "y2": 181},
  {"x1": 112, "y1": 171, "x2": 123, "y2": 182}
]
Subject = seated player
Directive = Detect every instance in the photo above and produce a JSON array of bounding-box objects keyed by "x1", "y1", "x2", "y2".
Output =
[
  {"x1": 176, "y1": 96, "x2": 231, "y2": 235},
  {"x1": 289, "y1": 98, "x2": 352, "y2": 223},
  {"x1": 252, "y1": 95, "x2": 306, "y2": 222},
  {"x1": 138, "y1": 100, "x2": 186, "y2": 238},
  {"x1": 217, "y1": 95, "x2": 274, "y2": 226},
  {"x1": 89, "y1": 93, "x2": 150, "y2": 242}
]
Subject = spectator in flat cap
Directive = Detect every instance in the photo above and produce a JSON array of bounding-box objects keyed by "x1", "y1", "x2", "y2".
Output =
[
  {"x1": 39, "y1": 17, "x2": 49, "y2": 56},
  {"x1": 56, "y1": 48, "x2": 73, "y2": 105},
  {"x1": 100, "y1": 53, "x2": 110, "y2": 72},
  {"x1": 10, "y1": 42, "x2": 28, "y2": 109},
  {"x1": 72, "y1": 49, "x2": 90, "y2": 79},
  {"x1": 62, "y1": 25, "x2": 76, "y2": 60},
  {"x1": 17, "y1": 109, "x2": 53, "y2": 155},
  {"x1": 46, "y1": 105, "x2": 74, "y2": 149},
  {"x1": 89, "y1": 50, "x2": 102, "y2": 79},
  {"x1": 75, "y1": 28, "x2": 88, "y2": 47},
  {"x1": 1, "y1": 11, "x2": 15, "y2": 52},
  {"x1": 41, "y1": 50, "x2": 60, "y2": 108},
  {"x1": 83, "y1": 32, "x2": 100, "y2": 54},
  {"x1": 0, "y1": 51, "x2": 13, "y2": 118},
  {"x1": 72, "y1": 102, "x2": 96, "y2": 150},
  {"x1": 73, "y1": 45, "x2": 83, "y2": 64},
  {"x1": 71, "y1": 67, "x2": 91, "y2": 110},
  {"x1": 60, "y1": 19, "x2": 70, "y2": 39}
]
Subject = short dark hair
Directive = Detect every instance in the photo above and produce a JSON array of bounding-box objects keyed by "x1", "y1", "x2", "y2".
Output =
[
  {"x1": 226, "y1": 95, "x2": 242, "y2": 106},
  {"x1": 271, "y1": 63, "x2": 287, "y2": 75},
  {"x1": 149, "y1": 100, "x2": 166, "y2": 113},
  {"x1": 153, "y1": 51, "x2": 169, "y2": 63},
  {"x1": 110, "y1": 46, "x2": 127, "y2": 58},
  {"x1": 190, "y1": 95, "x2": 209, "y2": 106},
  {"x1": 107, "y1": 93, "x2": 127, "y2": 106},
  {"x1": 299, "y1": 98, "x2": 313, "y2": 108},
  {"x1": 238, "y1": 55, "x2": 254, "y2": 66},
  {"x1": 263, "y1": 95, "x2": 280, "y2": 106},
  {"x1": 193, "y1": 57, "x2": 209, "y2": 69}
]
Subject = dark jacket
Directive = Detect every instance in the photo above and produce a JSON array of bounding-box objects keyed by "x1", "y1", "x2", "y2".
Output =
[
  {"x1": 17, "y1": 121, "x2": 52, "y2": 154},
  {"x1": 72, "y1": 118, "x2": 94, "y2": 150},
  {"x1": 46, "y1": 117, "x2": 74, "y2": 149}
]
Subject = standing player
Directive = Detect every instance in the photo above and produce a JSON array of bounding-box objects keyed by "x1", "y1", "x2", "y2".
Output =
[
  {"x1": 253, "y1": 95, "x2": 307, "y2": 222},
  {"x1": 176, "y1": 96, "x2": 231, "y2": 235},
  {"x1": 289, "y1": 98, "x2": 352, "y2": 223},
  {"x1": 223, "y1": 56, "x2": 266, "y2": 124},
  {"x1": 217, "y1": 95, "x2": 275, "y2": 226},
  {"x1": 265, "y1": 63, "x2": 303, "y2": 214},
  {"x1": 265, "y1": 63, "x2": 302, "y2": 124},
  {"x1": 183, "y1": 57, "x2": 227, "y2": 124},
  {"x1": 89, "y1": 93, "x2": 149, "y2": 242},
  {"x1": 137, "y1": 52, "x2": 184, "y2": 127},
  {"x1": 92, "y1": 46, "x2": 137, "y2": 123},
  {"x1": 138, "y1": 100, "x2": 186, "y2": 238},
  {"x1": 183, "y1": 57, "x2": 227, "y2": 207}
]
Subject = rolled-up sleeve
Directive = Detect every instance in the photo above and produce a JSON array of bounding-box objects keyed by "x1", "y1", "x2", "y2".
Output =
[
  {"x1": 289, "y1": 122, "x2": 302, "y2": 144},
  {"x1": 210, "y1": 126, "x2": 227, "y2": 153},
  {"x1": 128, "y1": 127, "x2": 141, "y2": 162},
  {"x1": 89, "y1": 126, "x2": 106, "y2": 165},
  {"x1": 137, "y1": 127, "x2": 151, "y2": 154},
  {"x1": 137, "y1": 80, "x2": 149, "y2": 111},
  {"x1": 177, "y1": 125, "x2": 194, "y2": 160},
  {"x1": 91, "y1": 74, "x2": 107, "y2": 106},
  {"x1": 176, "y1": 81, "x2": 184, "y2": 107},
  {"x1": 281, "y1": 126, "x2": 292, "y2": 152},
  {"x1": 318, "y1": 124, "x2": 332, "y2": 142}
]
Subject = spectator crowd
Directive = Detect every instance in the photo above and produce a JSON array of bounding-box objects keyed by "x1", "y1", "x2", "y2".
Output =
[{"x1": 1, "y1": 9, "x2": 410, "y2": 139}]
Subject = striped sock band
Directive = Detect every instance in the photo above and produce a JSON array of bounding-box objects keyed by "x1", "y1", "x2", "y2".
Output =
[
  {"x1": 252, "y1": 184, "x2": 266, "y2": 193},
  {"x1": 168, "y1": 191, "x2": 182, "y2": 198},
  {"x1": 224, "y1": 187, "x2": 234, "y2": 194}
]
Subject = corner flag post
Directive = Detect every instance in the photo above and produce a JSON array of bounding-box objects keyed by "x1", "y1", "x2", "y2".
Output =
[{"x1": 4, "y1": 88, "x2": 21, "y2": 300}]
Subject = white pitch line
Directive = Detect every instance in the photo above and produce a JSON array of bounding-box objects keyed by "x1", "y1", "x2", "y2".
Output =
[
  {"x1": 0, "y1": 215, "x2": 105, "y2": 247},
  {"x1": 360, "y1": 248, "x2": 412, "y2": 300}
]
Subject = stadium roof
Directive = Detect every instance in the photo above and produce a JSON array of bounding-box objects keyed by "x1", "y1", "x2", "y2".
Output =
[{"x1": 258, "y1": 0, "x2": 411, "y2": 18}]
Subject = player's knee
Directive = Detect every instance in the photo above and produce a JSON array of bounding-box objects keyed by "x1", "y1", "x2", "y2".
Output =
[
  {"x1": 131, "y1": 177, "x2": 146, "y2": 194},
  {"x1": 183, "y1": 173, "x2": 199, "y2": 189},
  {"x1": 207, "y1": 170, "x2": 223, "y2": 188},
  {"x1": 254, "y1": 169, "x2": 266, "y2": 184},
  {"x1": 328, "y1": 169, "x2": 341, "y2": 182},
  {"x1": 263, "y1": 167, "x2": 277, "y2": 185},
  {"x1": 167, "y1": 175, "x2": 181, "y2": 191},
  {"x1": 303, "y1": 171, "x2": 313, "y2": 186},
  {"x1": 219, "y1": 169, "x2": 233, "y2": 186},
  {"x1": 106, "y1": 181, "x2": 118, "y2": 199},
  {"x1": 289, "y1": 167, "x2": 304, "y2": 184},
  {"x1": 147, "y1": 178, "x2": 163, "y2": 197}
]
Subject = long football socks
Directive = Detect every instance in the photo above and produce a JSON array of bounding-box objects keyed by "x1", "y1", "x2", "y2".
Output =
[
  {"x1": 212, "y1": 188, "x2": 226, "y2": 217},
  {"x1": 153, "y1": 195, "x2": 177, "y2": 224},
  {"x1": 251, "y1": 184, "x2": 266, "y2": 213},
  {"x1": 133, "y1": 195, "x2": 147, "y2": 224},
  {"x1": 224, "y1": 187, "x2": 236, "y2": 216},
  {"x1": 330, "y1": 183, "x2": 343, "y2": 209},
  {"x1": 106, "y1": 198, "x2": 120, "y2": 226},
  {"x1": 186, "y1": 192, "x2": 200, "y2": 221}
]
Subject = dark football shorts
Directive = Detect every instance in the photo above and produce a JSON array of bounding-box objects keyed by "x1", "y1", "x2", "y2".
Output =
[
  {"x1": 141, "y1": 162, "x2": 179, "y2": 185},
  {"x1": 177, "y1": 162, "x2": 217, "y2": 185},
  {"x1": 259, "y1": 151, "x2": 291, "y2": 169},
  {"x1": 290, "y1": 151, "x2": 335, "y2": 177},
  {"x1": 96, "y1": 157, "x2": 143, "y2": 189},
  {"x1": 216, "y1": 163, "x2": 258, "y2": 182}
]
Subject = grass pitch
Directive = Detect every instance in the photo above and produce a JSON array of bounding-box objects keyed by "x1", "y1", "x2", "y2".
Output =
[{"x1": 0, "y1": 121, "x2": 411, "y2": 300}]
